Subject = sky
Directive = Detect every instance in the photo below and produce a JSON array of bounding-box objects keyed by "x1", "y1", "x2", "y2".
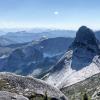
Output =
[{"x1": 0, "y1": 0, "x2": 100, "y2": 30}]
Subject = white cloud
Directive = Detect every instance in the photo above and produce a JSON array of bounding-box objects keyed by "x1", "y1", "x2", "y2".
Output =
[{"x1": 54, "y1": 11, "x2": 59, "y2": 15}]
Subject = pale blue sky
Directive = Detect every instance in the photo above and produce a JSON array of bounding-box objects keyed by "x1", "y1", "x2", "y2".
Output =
[{"x1": 0, "y1": 0, "x2": 100, "y2": 29}]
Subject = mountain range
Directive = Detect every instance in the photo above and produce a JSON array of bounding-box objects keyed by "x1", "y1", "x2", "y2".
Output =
[
  {"x1": 0, "y1": 30, "x2": 75, "y2": 45},
  {"x1": 0, "y1": 26, "x2": 100, "y2": 100},
  {"x1": 0, "y1": 28, "x2": 100, "y2": 47},
  {"x1": 0, "y1": 37, "x2": 73, "y2": 78}
]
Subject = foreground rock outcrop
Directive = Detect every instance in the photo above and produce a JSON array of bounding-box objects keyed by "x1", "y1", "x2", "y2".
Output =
[
  {"x1": 0, "y1": 72, "x2": 68, "y2": 100},
  {"x1": 0, "y1": 91, "x2": 28, "y2": 100}
]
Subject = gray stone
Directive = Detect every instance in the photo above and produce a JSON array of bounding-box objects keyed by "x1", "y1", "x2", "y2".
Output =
[{"x1": 0, "y1": 91, "x2": 29, "y2": 100}]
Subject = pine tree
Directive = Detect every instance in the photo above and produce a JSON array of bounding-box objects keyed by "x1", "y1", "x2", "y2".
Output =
[
  {"x1": 83, "y1": 93, "x2": 88, "y2": 100},
  {"x1": 44, "y1": 91, "x2": 48, "y2": 100}
]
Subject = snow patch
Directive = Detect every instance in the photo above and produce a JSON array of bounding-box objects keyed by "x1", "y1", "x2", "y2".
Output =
[{"x1": 0, "y1": 55, "x2": 8, "y2": 59}]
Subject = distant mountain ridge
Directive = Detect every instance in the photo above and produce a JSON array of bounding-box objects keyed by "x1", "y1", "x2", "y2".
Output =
[
  {"x1": 0, "y1": 28, "x2": 100, "y2": 46},
  {"x1": 0, "y1": 30, "x2": 75, "y2": 45},
  {"x1": 0, "y1": 37, "x2": 73, "y2": 78}
]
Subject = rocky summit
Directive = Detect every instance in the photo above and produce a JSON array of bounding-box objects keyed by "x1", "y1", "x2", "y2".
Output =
[
  {"x1": 74, "y1": 26, "x2": 97, "y2": 45},
  {"x1": 71, "y1": 26, "x2": 99, "y2": 53},
  {"x1": 44, "y1": 26, "x2": 100, "y2": 88}
]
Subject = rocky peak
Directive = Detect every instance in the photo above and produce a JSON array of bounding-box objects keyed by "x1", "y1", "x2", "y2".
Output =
[
  {"x1": 70, "y1": 26, "x2": 99, "y2": 54},
  {"x1": 73, "y1": 26, "x2": 98, "y2": 46},
  {"x1": 44, "y1": 26, "x2": 100, "y2": 88}
]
